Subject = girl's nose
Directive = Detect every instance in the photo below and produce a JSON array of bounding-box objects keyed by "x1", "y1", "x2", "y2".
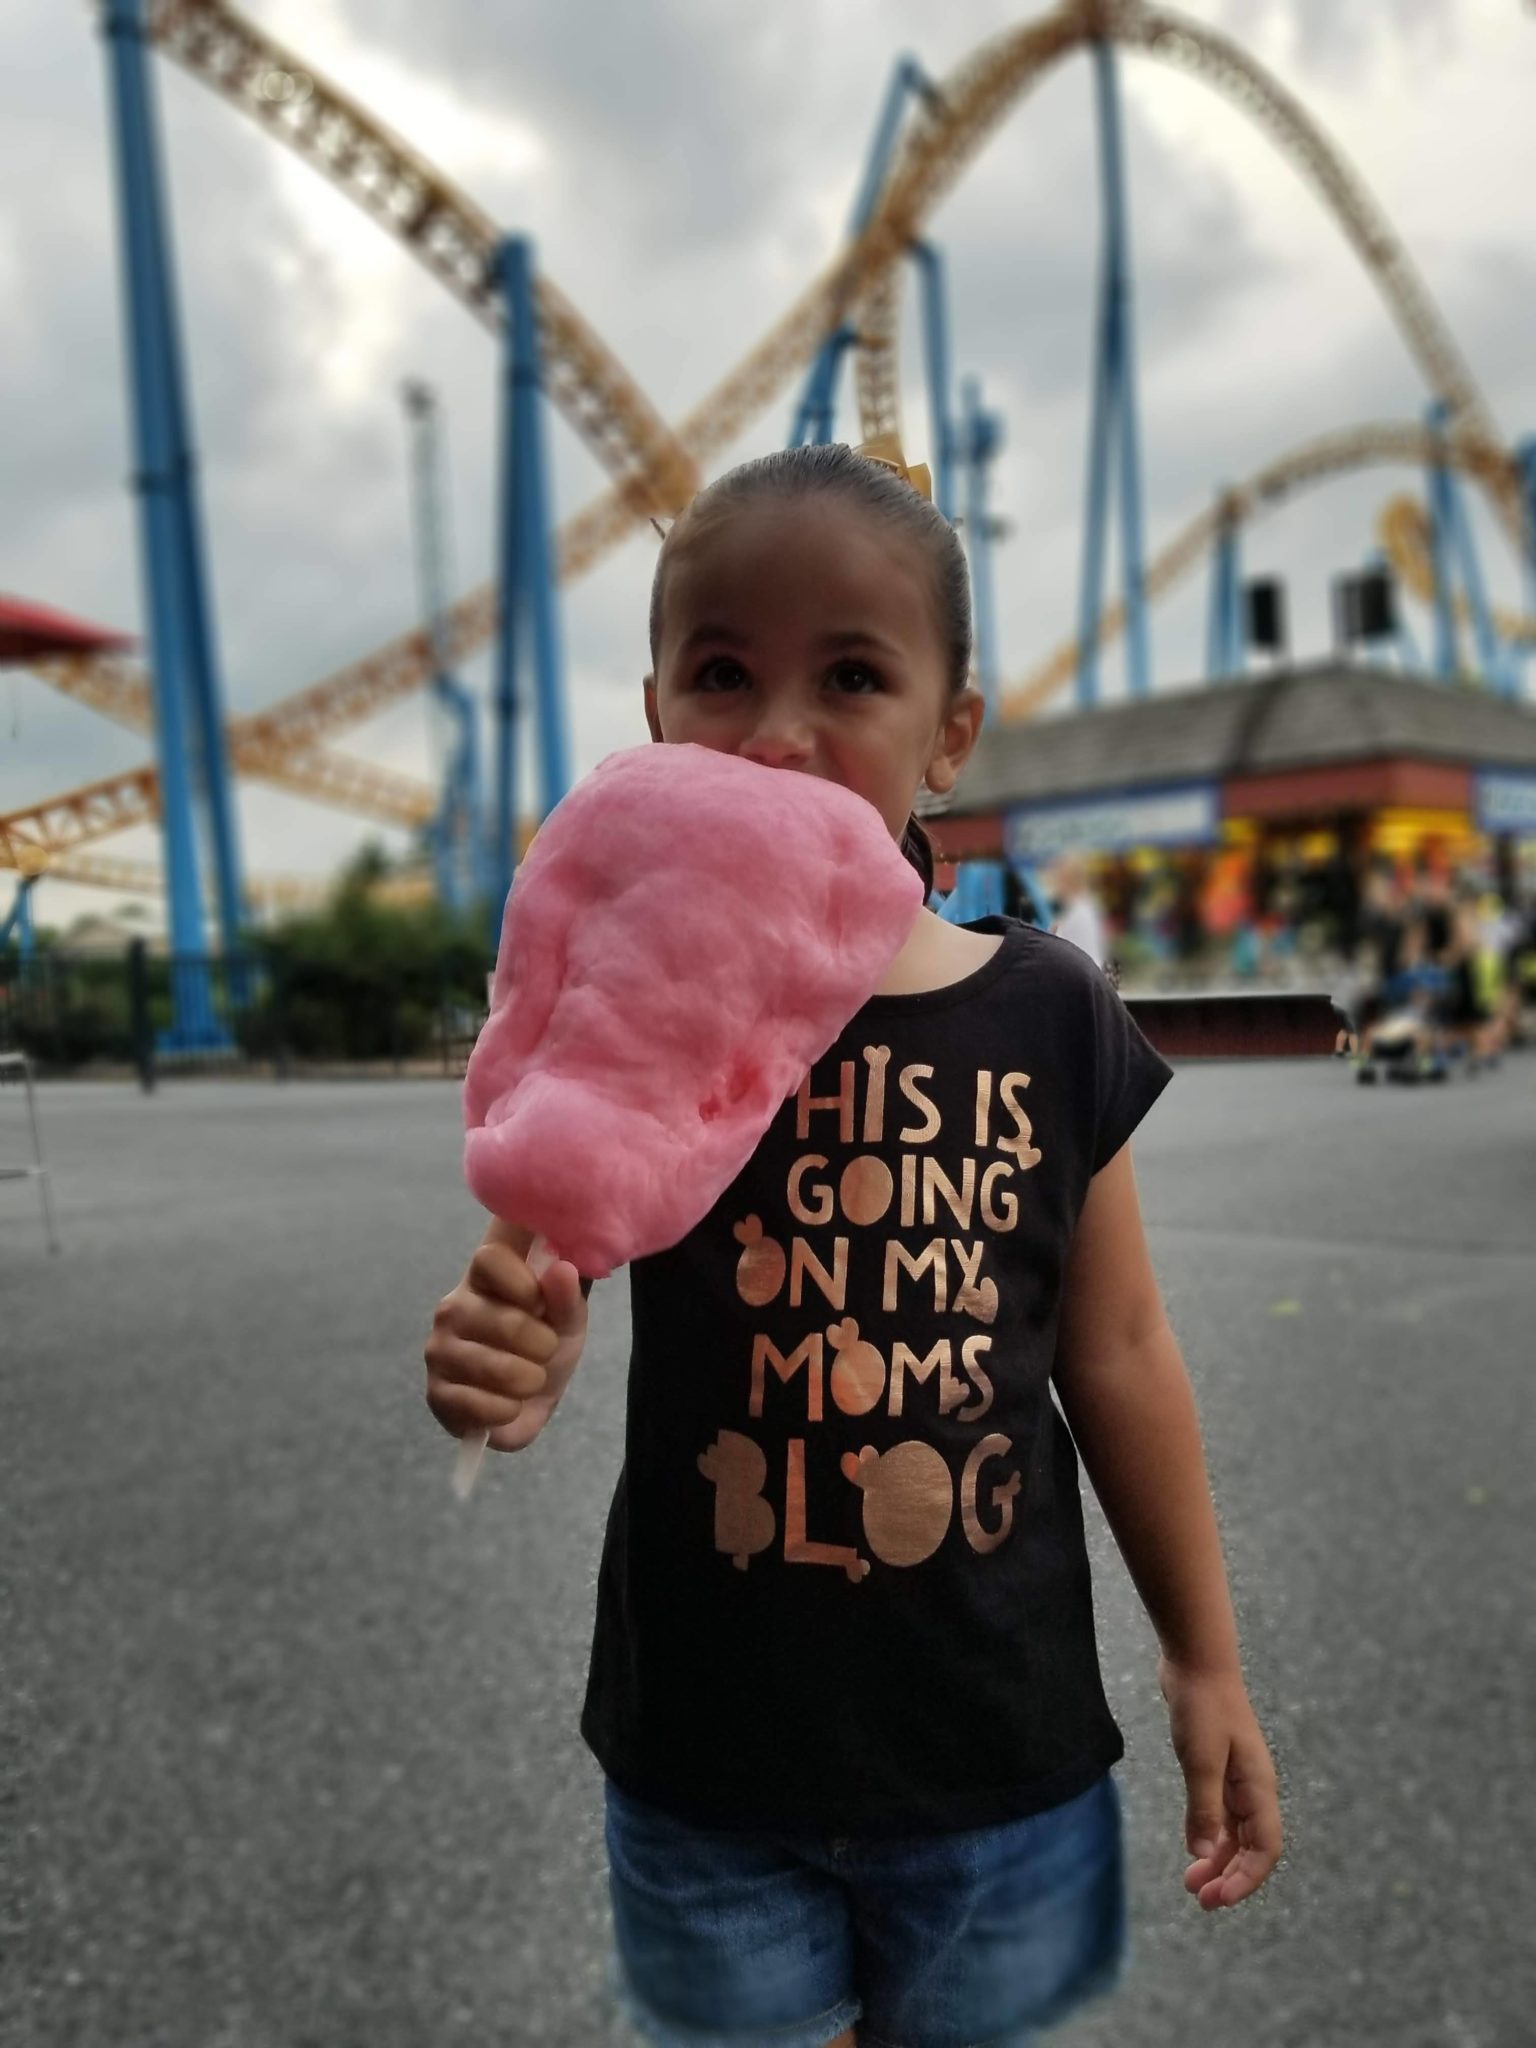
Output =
[{"x1": 740, "y1": 714, "x2": 813, "y2": 771}]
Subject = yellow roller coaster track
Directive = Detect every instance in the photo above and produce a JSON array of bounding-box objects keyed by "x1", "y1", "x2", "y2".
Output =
[
  {"x1": 1377, "y1": 495, "x2": 1536, "y2": 648},
  {"x1": 851, "y1": 0, "x2": 1511, "y2": 511},
  {"x1": 13, "y1": 0, "x2": 1525, "y2": 896},
  {"x1": 1000, "y1": 420, "x2": 1522, "y2": 719},
  {"x1": 8, "y1": 844, "x2": 327, "y2": 909}
]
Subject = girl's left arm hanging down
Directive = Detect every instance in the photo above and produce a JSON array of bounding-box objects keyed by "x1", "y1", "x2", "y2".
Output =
[{"x1": 1052, "y1": 1142, "x2": 1283, "y2": 1910}]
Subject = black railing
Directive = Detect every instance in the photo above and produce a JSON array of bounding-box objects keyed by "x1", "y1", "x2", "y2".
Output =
[{"x1": 0, "y1": 942, "x2": 488, "y2": 1088}]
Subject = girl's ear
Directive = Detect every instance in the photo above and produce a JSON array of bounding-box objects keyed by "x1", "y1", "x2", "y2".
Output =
[
  {"x1": 925, "y1": 685, "x2": 985, "y2": 796},
  {"x1": 643, "y1": 674, "x2": 665, "y2": 744}
]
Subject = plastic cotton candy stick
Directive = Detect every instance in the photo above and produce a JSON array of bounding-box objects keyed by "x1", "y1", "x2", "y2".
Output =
[{"x1": 456, "y1": 742, "x2": 926, "y2": 1493}]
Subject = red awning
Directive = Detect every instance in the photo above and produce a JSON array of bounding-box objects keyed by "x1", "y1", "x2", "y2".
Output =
[{"x1": 0, "y1": 594, "x2": 137, "y2": 661}]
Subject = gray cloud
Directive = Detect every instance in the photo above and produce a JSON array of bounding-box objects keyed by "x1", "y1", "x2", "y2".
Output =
[
  {"x1": 1214, "y1": 0, "x2": 1459, "y2": 83},
  {"x1": 0, "y1": 0, "x2": 1526, "y2": 936}
]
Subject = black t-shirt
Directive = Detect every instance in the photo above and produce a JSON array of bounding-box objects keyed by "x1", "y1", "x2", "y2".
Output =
[{"x1": 579, "y1": 917, "x2": 1174, "y2": 1838}]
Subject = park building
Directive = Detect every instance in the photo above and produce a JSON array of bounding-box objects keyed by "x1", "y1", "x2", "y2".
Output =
[{"x1": 929, "y1": 660, "x2": 1536, "y2": 969}]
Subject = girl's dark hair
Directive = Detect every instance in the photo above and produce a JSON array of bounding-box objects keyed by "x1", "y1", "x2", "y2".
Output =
[{"x1": 648, "y1": 442, "x2": 973, "y2": 899}]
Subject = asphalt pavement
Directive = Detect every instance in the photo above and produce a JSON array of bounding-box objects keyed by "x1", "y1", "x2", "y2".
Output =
[{"x1": 2, "y1": 1055, "x2": 1533, "y2": 2048}]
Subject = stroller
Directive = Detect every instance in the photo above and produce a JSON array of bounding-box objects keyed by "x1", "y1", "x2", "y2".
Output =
[{"x1": 1350, "y1": 960, "x2": 1452, "y2": 1084}]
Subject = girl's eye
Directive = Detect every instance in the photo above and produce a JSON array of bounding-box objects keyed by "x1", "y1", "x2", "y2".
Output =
[
  {"x1": 830, "y1": 660, "x2": 883, "y2": 694},
  {"x1": 695, "y1": 658, "x2": 748, "y2": 692}
]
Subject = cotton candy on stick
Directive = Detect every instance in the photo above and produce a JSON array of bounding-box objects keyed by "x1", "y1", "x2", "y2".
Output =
[{"x1": 455, "y1": 742, "x2": 926, "y2": 1495}]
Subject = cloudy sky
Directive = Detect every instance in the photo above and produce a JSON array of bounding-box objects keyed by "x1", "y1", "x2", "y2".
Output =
[{"x1": 2, "y1": 0, "x2": 1533, "y2": 935}]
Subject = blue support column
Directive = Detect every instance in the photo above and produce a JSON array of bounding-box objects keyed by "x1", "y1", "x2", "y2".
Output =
[
  {"x1": 1424, "y1": 401, "x2": 1461, "y2": 680},
  {"x1": 489, "y1": 234, "x2": 569, "y2": 949},
  {"x1": 1076, "y1": 41, "x2": 1152, "y2": 708},
  {"x1": 104, "y1": 0, "x2": 243, "y2": 963},
  {"x1": 1205, "y1": 498, "x2": 1243, "y2": 679},
  {"x1": 959, "y1": 377, "x2": 1003, "y2": 722},
  {"x1": 100, "y1": 0, "x2": 231, "y2": 1047},
  {"x1": 1105, "y1": 50, "x2": 1153, "y2": 706},
  {"x1": 788, "y1": 329, "x2": 858, "y2": 449},
  {"x1": 402, "y1": 382, "x2": 485, "y2": 918},
  {"x1": 1518, "y1": 436, "x2": 1536, "y2": 598},
  {"x1": 1517, "y1": 435, "x2": 1536, "y2": 700},
  {"x1": 788, "y1": 55, "x2": 934, "y2": 449},
  {"x1": 1075, "y1": 224, "x2": 1117, "y2": 710},
  {"x1": 909, "y1": 242, "x2": 955, "y2": 520},
  {"x1": 2, "y1": 877, "x2": 37, "y2": 955},
  {"x1": 1442, "y1": 462, "x2": 1507, "y2": 693},
  {"x1": 1363, "y1": 551, "x2": 1423, "y2": 672}
]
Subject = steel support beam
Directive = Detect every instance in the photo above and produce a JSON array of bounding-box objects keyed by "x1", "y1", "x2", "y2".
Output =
[
  {"x1": 1205, "y1": 499, "x2": 1243, "y2": 679},
  {"x1": 959, "y1": 377, "x2": 1003, "y2": 721},
  {"x1": 1424, "y1": 401, "x2": 1462, "y2": 679},
  {"x1": 490, "y1": 234, "x2": 569, "y2": 949},
  {"x1": 789, "y1": 55, "x2": 934, "y2": 449},
  {"x1": 1517, "y1": 434, "x2": 1536, "y2": 699},
  {"x1": 1076, "y1": 40, "x2": 1151, "y2": 708},
  {"x1": 403, "y1": 381, "x2": 486, "y2": 916},
  {"x1": 909, "y1": 242, "x2": 956, "y2": 520},
  {"x1": 1426, "y1": 400, "x2": 1508, "y2": 693},
  {"x1": 1, "y1": 877, "x2": 37, "y2": 955},
  {"x1": 99, "y1": 0, "x2": 243, "y2": 983},
  {"x1": 100, "y1": 0, "x2": 239, "y2": 1045}
]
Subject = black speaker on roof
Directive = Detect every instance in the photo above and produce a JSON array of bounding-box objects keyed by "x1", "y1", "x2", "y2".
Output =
[
  {"x1": 1245, "y1": 578, "x2": 1286, "y2": 653},
  {"x1": 1356, "y1": 567, "x2": 1397, "y2": 640}
]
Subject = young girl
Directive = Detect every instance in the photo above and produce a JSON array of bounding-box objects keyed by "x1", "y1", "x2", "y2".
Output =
[{"x1": 424, "y1": 443, "x2": 1283, "y2": 2048}]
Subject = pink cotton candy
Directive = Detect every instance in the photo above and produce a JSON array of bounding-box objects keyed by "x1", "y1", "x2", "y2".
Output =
[{"x1": 462, "y1": 743, "x2": 925, "y2": 1277}]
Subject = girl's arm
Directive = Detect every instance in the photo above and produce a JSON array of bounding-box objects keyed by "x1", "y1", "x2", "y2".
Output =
[{"x1": 1052, "y1": 1143, "x2": 1283, "y2": 1909}]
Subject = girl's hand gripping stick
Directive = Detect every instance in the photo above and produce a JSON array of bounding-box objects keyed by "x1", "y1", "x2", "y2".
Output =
[{"x1": 451, "y1": 1231, "x2": 557, "y2": 1501}]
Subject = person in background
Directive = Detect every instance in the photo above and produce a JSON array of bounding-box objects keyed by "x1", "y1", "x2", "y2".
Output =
[{"x1": 1049, "y1": 851, "x2": 1108, "y2": 968}]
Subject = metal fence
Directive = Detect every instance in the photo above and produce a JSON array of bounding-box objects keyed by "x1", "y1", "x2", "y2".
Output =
[{"x1": 0, "y1": 941, "x2": 488, "y2": 1087}]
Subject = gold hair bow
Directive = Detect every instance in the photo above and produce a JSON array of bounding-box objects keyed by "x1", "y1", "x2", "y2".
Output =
[{"x1": 854, "y1": 433, "x2": 933, "y2": 504}]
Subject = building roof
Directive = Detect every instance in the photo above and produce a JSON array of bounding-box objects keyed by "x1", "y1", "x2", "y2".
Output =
[{"x1": 950, "y1": 660, "x2": 1536, "y2": 814}]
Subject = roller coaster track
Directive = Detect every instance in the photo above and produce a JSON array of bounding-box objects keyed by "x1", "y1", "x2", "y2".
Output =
[
  {"x1": 1000, "y1": 420, "x2": 1523, "y2": 719},
  {"x1": 1377, "y1": 495, "x2": 1536, "y2": 647},
  {"x1": 146, "y1": 0, "x2": 700, "y2": 543},
  {"x1": 7, "y1": 843, "x2": 326, "y2": 909},
  {"x1": 852, "y1": 0, "x2": 1513, "y2": 529},
  {"x1": 13, "y1": 0, "x2": 1524, "y2": 897}
]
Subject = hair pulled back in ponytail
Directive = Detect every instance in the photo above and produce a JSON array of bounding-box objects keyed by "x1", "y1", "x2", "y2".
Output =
[{"x1": 648, "y1": 442, "x2": 972, "y2": 900}]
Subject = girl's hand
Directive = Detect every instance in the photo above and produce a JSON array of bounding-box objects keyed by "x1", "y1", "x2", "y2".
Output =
[
  {"x1": 425, "y1": 1238, "x2": 589, "y2": 1454},
  {"x1": 1156, "y1": 1653, "x2": 1283, "y2": 1910}
]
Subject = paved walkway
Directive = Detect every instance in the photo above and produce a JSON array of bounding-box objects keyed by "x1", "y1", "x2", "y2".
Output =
[{"x1": 3, "y1": 1061, "x2": 1533, "y2": 2046}]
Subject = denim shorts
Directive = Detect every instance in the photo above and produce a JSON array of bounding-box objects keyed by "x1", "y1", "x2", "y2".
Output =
[{"x1": 602, "y1": 1768, "x2": 1128, "y2": 2048}]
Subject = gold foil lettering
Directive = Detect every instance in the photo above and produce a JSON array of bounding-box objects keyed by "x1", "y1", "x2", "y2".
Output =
[
  {"x1": 979, "y1": 1161, "x2": 1020, "y2": 1231},
  {"x1": 896, "y1": 1064, "x2": 941, "y2": 1144},
  {"x1": 889, "y1": 1339, "x2": 946, "y2": 1418},
  {"x1": 840, "y1": 1155, "x2": 894, "y2": 1228},
  {"x1": 960, "y1": 1434, "x2": 1020, "y2": 1554},
  {"x1": 750, "y1": 1332, "x2": 825, "y2": 1421},
  {"x1": 957, "y1": 1336, "x2": 995, "y2": 1423},
  {"x1": 697, "y1": 1430, "x2": 776, "y2": 1570},
  {"x1": 787, "y1": 1154, "x2": 833, "y2": 1228},
  {"x1": 733, "y1": 1216, "x2": 787, "y2": 1306},
  {"x1": 998, "y1": 1074, "x2": 1043, "y2": 1167},
  {"x1": 883, "y1": 1237, "x2": 948, "y2": 1313},
  {"x1": 797, "y1": 1063, "x2": 856, "y2": 1143},
  {"x1": 862, "y1": 1045, "x2": 891, "y2": 1144},
  {"x1": 827, "y1": 1317, "x2": 886, "y2": 1415},
  {"x1": 952, "y1": 1240, "x2": 999, "y2": 1325},
  {"x1": 843, "y1": 1442, "x2": 953, "y2": 1566},
  {"x1": 922, "y1": 1155, "x2": 976, "y2": 1231},
  {"x1": 975, "y1": 1069, "x2": 993, "y2": 1149},
  {"x1": 789, "y1": 1236, "x2": 848, "y2": 1311},
  {"x1": 786, "y1": 1440, "x2": 868, "y2": 1579}
]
